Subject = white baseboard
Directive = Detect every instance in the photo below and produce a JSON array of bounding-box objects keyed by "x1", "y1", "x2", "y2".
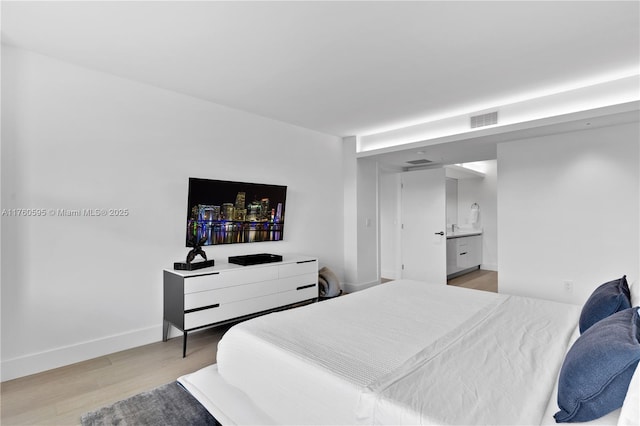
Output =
[
  {"x1": 1, "y1": 325, "x2": 159, "y2": 382},
  {"x1": 481, "y1": 263, "x2": 498, "y2": 271},
  {"x1": 380, "y1": 269, "x2": 399, "y2": 280}
]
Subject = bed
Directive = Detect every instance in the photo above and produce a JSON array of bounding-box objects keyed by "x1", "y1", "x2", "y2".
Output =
[{"x1": 178, "y1": 279, "x2": 640, "y2": 425}]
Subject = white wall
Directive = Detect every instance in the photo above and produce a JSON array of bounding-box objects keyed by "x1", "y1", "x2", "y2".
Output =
[
  {"x1": 445, "y1": 178, "x2": 458, "y2": 227},
  {"x1": 342, "y1": 149, "x2": 380, "y2": 292},
  {"x1": 342, "y1": 136, "x2": 358, "y2": 286},
  {"x1": 457, "y1": 160, "x2": 498, "y2": 271},
  {"x1": 379, "y1": 170, "x2": 400, "y2": 279},
  {"x1": 353, "y1": 158, "x2": 380, "y2": 290},
  {"x1": 498, "y1": 122, "x2": 639, "y2": 304},
  {"x1": 1, "y1": 46, "x2": 344, "y2": 380}
]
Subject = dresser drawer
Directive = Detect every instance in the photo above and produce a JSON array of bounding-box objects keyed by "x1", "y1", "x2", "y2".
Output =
[
  {"x1": 184, "y1": 288, "x2": 317, "y2": 329},
  {"x1": 184, "y1": 267, "x2": 279, "y2": 294},
  {"x1": 279, "y1": 260, "x2": 317, "y2": 278},
  {"x1": 185, "y1": 273, "x2": 318, "y2": 309},
  {"x1": 293, "y1": 281, "x2": 319, "y2": 300}
]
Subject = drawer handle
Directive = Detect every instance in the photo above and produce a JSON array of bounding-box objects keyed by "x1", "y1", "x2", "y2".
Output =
[
  {"x1": 187, "y1": 272, "x2": 220, "y2": 278},
  {"x1": 297, "y1": 284, "x2": 316, "y2": 291},
  {"x1": 459, "y1": 252, "x2": 468, "y2": 255},
  {"x1": 296, "y1": 260, "x2": 317, "y2": 264},
  {"x1": 185, "y1": 303, "x2": 220, "y2": 314}
]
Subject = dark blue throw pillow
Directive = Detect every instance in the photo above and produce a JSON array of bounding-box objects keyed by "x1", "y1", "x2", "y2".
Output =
[
  {"x1": 579, "y1": 276, "x2": 631, "y2": 333},
  {"x1": 555, "y1": 307, "x2": 640, "y2": 423}
]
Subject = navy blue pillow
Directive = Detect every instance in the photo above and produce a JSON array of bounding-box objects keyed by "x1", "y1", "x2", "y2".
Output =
[
  {"x1": 555, "y1": 307, "x2": 640, "y2": 423},
  {"x1": 579, "y1": 276, "x2": 631, "y2": 333}
]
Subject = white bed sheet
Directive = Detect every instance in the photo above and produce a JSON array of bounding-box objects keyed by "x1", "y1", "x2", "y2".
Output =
[
  {"x1": 216, "y1": 280, "x2": 509, "y2": 424},
  {"x1": 355, "y1": 293, "x2": 580, "y2": 425}
]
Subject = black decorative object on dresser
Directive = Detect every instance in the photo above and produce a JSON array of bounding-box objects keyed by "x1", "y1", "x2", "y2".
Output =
[
  {"x1": 174, "y1": 234, "x2": 214, "y2": 271},
  {"x1": 228, "y1": 253, "x2": 283, "y2": 266},
  {"x1": 163, "y1": 255, "x2": 318, "y2": 357},
  {"x1": 173, "y1": 259, "x2": 216, "y2": 271}
]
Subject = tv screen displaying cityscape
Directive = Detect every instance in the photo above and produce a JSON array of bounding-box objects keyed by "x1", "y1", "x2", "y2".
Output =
[{"x1": 186, "y1": 177, "x2": 287, "y2": 246}]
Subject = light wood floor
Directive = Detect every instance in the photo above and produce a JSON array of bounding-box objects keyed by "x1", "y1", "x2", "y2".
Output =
[
  {"x1": 447, "y1": 268, "x2": 498, "y2": 292},
  {"x1": 1, "y1": 270, "x2": 497, "y2": 425},
  {"x1": 382, "y1": 268, "x2": 498, "y2": 293},
  {"x1": 0, "y1": 325, "x2": 231, "y2": 426}
]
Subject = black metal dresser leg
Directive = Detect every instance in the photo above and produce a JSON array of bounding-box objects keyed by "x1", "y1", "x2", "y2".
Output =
[{"x1": 183, "y1": 331, "x2": 187, "y2": 358}]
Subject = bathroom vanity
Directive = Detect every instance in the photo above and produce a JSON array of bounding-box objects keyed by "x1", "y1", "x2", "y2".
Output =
[{"x1": 446, "y1": 230, "x2": 482, "y2": 278}]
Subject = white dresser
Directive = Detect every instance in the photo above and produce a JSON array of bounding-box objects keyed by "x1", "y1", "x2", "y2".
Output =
[{"x1": 163, "y1": 255, "x2": 318, "y2": 356}]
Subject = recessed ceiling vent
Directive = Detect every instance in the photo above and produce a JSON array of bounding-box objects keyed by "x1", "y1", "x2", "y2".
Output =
[
  {"x1": 470, "y1": 111, "x2": 498, "y2": 128},
  {"x1": 406, "y1": 159, "x2": 433, "y2": 165}
]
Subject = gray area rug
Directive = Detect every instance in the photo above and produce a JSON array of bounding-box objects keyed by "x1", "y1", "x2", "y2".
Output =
[{"x1": 81, "y1": 381, "x2": 219, "y2": 426}]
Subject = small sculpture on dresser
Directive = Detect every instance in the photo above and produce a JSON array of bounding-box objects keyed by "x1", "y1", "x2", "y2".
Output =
[{"x1": 186, "y1": 234, "x2": 208, "y2": 264}]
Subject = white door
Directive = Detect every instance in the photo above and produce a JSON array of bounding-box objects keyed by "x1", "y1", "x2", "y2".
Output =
[{"x1": 400, "y1": 168, "x2": 447, "y2": 284}]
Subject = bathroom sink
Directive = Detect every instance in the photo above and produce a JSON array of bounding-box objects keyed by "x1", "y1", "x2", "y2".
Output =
[{"x1": 446, "y1": 228, "x2": 482, "y2": 238}]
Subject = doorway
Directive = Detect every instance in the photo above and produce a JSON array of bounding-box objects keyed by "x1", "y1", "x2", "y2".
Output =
[
  {"x1": 379, "y1": 160, "x2": 498, "y2": 287},
  {"x1": 399, "y1": 168, "x2": 447, "y2": 283}
]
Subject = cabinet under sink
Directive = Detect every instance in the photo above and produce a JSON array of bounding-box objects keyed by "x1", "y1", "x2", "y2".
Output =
[{"x1": 447, "y1": 234, "x2": 482, "y2": 278}]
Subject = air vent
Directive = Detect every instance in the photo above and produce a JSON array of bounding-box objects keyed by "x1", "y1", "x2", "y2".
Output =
[
  {"x1": 406, "y1": 159, "x2": 433, "y2": 165},
  {"x1": 470, "y1": 111, "x2": 498, "y2": 128}
]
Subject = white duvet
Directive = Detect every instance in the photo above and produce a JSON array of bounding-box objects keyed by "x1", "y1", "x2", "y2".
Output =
[
  {"x1": 357, "y1": 294, "x2": 577, "y2": 425},
  {"x1": 209, "y1": 280, "x2": 581, "y2": 425}
]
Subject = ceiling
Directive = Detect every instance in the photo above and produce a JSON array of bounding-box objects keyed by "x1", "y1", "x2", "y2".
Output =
[
  {"x1": 2, "y1": 1, "x2": 639, "y2": 166},
  {"x1": 365, "y1": 105, "x2": 640, "y2": 170}
]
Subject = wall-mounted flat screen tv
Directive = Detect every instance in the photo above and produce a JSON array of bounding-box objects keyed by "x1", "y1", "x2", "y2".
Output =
[{"x1": 186, "y1": 177, "x2": 287, "y2": 246}]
